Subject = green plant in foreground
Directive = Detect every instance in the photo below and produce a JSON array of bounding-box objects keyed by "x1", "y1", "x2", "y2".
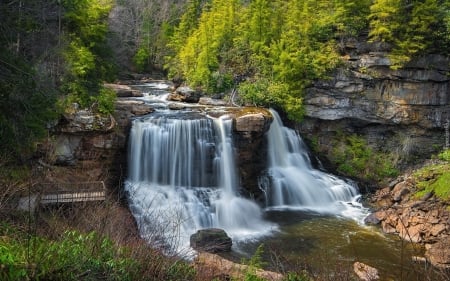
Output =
[{"x1": 0, "y1": 225, "x2": 137, "y2": 281}]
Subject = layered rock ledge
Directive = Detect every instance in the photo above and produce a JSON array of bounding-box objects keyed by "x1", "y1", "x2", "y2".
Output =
[{"x1": 299, "y1": 42, "x2": 449, "y2": 173}]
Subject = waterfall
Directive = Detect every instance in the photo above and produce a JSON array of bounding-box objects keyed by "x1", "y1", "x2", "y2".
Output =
[
  {"x1": 262, "y1": 109, "x2": 367, "y2": 220},
  {"x1": 125, "y1": 115, "x2": 273, "y2": 254}
]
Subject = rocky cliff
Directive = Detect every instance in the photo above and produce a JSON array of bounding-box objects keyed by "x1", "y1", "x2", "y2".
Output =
[{"x1": 298, "y1": 40, "x2": 449, "y2": 179}]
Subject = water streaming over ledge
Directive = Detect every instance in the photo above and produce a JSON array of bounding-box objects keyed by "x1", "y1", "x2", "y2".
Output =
[
  {"x1": 124, "y1": 83, "x2": 367, "y2": 254},
  {"x1": 125, "y1": 114, "x2": 274, "y2": 254},
  {"x1": 261, "y1": 109, "x2": 368, "y2": 221}
]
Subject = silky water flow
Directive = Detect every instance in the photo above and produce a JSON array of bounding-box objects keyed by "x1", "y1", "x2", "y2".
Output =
[{"x1": 125, "y1": 108, "x2": 367, "y2": 255}]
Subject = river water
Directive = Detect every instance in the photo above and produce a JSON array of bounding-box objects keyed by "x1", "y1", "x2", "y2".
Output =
[{"x1": 124, "y1": 81, "x2": 430, "y2": 280}]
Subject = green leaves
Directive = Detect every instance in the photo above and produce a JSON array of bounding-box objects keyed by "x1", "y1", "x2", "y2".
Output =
[
  {"x1": 61, "y1": 0, "x2": 116, "y2": 114},
  {"x1": 368, "y1": 0, "x2": 449, "y2": 68}
]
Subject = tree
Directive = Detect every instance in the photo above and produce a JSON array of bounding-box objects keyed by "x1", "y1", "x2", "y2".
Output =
[{"x1": 61, "y1": 0, "x2": 116, "y2": 112}]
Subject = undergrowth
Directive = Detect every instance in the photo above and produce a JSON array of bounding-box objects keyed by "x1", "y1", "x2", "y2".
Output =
[
  {"x1": 413, "y1": 149, "x2": 450, "y2": 202},
  {"x1": 331, "y1": 133, "x2": 398, "y2": 182}
]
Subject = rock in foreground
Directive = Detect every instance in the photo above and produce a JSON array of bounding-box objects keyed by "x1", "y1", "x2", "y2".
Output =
[{"x1": 190, "y1": 228, "x2": 232, "y2": 253}]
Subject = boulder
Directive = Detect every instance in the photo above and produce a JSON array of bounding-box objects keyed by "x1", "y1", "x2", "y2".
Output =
[
  {"x1": 425, "y1": 236, "x2": 450, "y2": 268},
  {"x1": 190, "y1": 228, "x2": 232, "y2": 253},
  {"x1": 168, "y1": 86, "x2": 201, "y2": 103},
  {"x1": 104, "y1": 83, "x2": 143, "y2": 97},
  {"x1": 194, "y1": 252, "x2": 283, "y2": 281},
  {"x1": 234, "y1": 113, "x2": 268, "y2": 132},
  {"x1": 391, "y1": 182, "x2": 410, "y2": 202},
  {"x1": 353, "y1": 262, "x2": 379, "y2": 281}
]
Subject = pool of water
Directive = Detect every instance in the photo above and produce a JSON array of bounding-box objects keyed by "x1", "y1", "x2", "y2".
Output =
[{"x1": 225, "y1": 210, "x2": 435, "y2": 281}]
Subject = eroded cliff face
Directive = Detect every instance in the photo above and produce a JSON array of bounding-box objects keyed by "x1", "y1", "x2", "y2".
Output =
[{"x1": 298, "y1": 40, "x2": 449, "y2": 178}]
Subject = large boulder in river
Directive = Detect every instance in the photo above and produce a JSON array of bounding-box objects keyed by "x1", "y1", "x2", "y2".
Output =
[
  {"x1": 168, "y1": 86, "x2": 201, "y2": 103},
  {"x1": 190, "y1": 228, "x2": 232, "y2": 253}
]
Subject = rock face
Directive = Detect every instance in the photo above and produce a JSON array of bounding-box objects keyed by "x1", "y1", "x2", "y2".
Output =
[
  {"x1": 298, "y1": 40, "x2": 449, "y2": 176},
  {"x1": 366, "y1": 173, "x2": 450, "y2": 267},
  {"x1": 190, "y1": 228, "x2": 232, "y2": 253},
  {"x1": 231, "y1": 109, "x2": 273, "y2": 198}
]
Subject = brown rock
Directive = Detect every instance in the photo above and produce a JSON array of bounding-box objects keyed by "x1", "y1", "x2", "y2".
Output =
[
  {"x1": 392, "y1": 182, "x2": 410, "y2": 202},
  {"x1": 353, "y1": 262, "x2": 379, "y2": 281},
  {"x1": 190, "y1": 228, "x2": 232, "y2": 253},
  {"x1": 235, "y1": 113, "x2": 267, "y2": 132},
  {"x1": 168, "y1": 86, "x2": 201, "y2": 103},
  {"x1": 397, "y1": 223, "x2": 423, "y2": 243},
  {"x1": 430, "y1": 224, "x2": 447, "y2": 237},
  {"x1": 195, "y1": 252, "x2": 283, "y2": 281},
  {"x1": 425, "y1": 237, "x2": 450, "y2": 268},
  {"x1": 104, "y1": 83, "x2": 143, "y2": 97},
  {"x1": 381, "y1": 221, "x2": 397, "y2": 234}
]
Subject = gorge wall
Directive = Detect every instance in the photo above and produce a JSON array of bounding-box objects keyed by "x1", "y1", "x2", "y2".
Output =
[{"x1": 297, "y1": 39, "x2": 449, "y2": 183}]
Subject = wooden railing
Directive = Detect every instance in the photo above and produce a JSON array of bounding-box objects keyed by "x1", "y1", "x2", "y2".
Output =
[{"x1": 18, "y1": 181, "x2": 107, "y2": 211}]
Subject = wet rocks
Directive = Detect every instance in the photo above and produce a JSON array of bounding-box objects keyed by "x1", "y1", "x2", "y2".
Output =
[{"x1": 190, "y1": 228, "x2": 232, "y2": 253}]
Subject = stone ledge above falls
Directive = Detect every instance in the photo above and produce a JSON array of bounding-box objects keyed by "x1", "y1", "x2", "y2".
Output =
[{"x1": 305, "y1": 54, "x2": 449, "y2": 129}]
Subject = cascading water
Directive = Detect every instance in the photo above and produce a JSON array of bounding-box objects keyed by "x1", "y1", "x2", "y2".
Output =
[
  {"x1": 261, "y1": 109, "x2": 367, "y2": 221},
  {"x1": 125, "y1": 114, "x2": 273, "y2": 254}
]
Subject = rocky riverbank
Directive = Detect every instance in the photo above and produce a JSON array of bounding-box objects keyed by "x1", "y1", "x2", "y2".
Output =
[{"x1": 365, "y1": 162, "x2": 449, "y2": 268}]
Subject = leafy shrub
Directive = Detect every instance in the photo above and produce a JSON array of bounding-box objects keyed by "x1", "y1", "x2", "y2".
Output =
[
  {"x1": 332, "y1": 134, "x2": 398, "y2": 182},
  {"x1": 438, "y1": 149, "x2": 450, "y2": 162},
  {"x1": 97, "y1": 87, "x2": 116, "y2": 115},
  {"x1": 238, "y1": 79, "x2": 304, "y2": 121},
  {"x1": 133, "y1": 46, "x2": 150, "y2": 72},
  {"x1": 413, "y1": 163, "x2": 450, "y2": 202}
]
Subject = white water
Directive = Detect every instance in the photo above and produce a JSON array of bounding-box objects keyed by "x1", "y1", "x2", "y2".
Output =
[
  {"x1": 262, "y1": 109, "x2": 368, "y2": 222},
  {"x1": 125, "y1": 115, "x2": 274, "y2": 255}
]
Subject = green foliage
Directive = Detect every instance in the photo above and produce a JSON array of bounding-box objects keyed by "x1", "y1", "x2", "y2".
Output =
[
  {"x1": 413, "y1": 163, "x2": 450, "y2": 202},
  {"x1": 0, "y1": 226, "x2": 136, "y2": 281},
  {"x1": 243, "y1": 244, "x2": 266, "y2": 281},
  {"x1": 332, "y1": 134, "x2": 398, "y2": 182},
  {"x1": 438, "y1": 148, "x2": 450, "y2": 162},
  {"x1": 0, "y1": 223, "x2": 197, "y2": 281},
  {"x1": 165, "y1": 0, "x2": 449, "y2": 120},
  {"x1": 97, "y1": 87, "x2": 117, "y2": 114},
  {"x1": 133, "y1": 46, "x2": 151, "y2": 73},
  {"x1": 368, "y1": 0, "x2": 449, "y2": 68},
  {"x1": 238, "y1": 79, "x2": 304, "y2": 121},
  {"x1": 0, "y1": 47, "x2": 59, "y2": 160},
  {"x1": 61, "y1": 0, "x2": 116, "y2": 114}
]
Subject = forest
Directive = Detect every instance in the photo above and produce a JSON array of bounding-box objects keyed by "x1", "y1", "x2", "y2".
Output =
[
  {"x1": 1, "y1": 0, "x2": 449, "y2": 162},
  {"x1": 1, "y1": 0, "x2": 449, "y2": 163}
]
